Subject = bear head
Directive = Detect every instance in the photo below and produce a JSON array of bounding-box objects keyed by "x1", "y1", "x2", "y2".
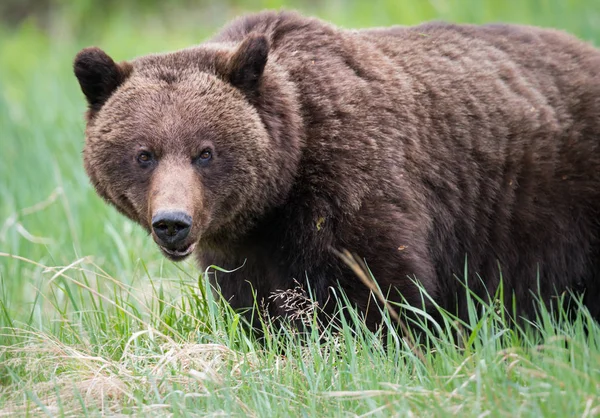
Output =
[{"x1": 74, "y1": 34, "x2": 302, "y2": 261}]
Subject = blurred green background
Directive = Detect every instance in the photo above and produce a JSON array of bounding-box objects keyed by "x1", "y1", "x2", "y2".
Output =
[{"x1": 1, "y1": 0, "x2": 599, "y2": 319}]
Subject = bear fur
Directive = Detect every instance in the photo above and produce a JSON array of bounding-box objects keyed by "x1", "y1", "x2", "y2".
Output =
[{"x1": 74, "y1": 11, "x2": 600, "y2": 330}]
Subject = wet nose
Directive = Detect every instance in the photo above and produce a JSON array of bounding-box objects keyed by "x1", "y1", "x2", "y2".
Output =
[{"x1": 151, "y1": 211, "x2": 192, "y2": 246}]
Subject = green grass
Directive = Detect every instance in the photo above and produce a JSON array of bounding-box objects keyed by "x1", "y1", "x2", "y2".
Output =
[{"x1": 1, "y1": 0, "x2": 599, "y2": 416}]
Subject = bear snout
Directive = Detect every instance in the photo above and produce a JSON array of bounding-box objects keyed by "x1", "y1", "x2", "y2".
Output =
[{"x1": 151, "y1": 210, "x2": 192, "y2": 248}]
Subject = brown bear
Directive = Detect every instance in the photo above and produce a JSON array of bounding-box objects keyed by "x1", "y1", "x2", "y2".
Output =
[{"x1": 74, "y1": 10, "x2": 600, "y2": 331}]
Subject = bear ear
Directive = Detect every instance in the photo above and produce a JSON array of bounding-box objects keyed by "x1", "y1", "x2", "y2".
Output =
[
  {"x1": 73, "y1": 47, "x2": 132, "y2": 112},
  {"x1": 226, "y1": 34, "x2": 269, "y2": 96}
]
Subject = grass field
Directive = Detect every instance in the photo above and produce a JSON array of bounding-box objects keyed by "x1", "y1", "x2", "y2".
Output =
[{"x1": 1, "y1": 0, "x2": 600, "y2": 416}]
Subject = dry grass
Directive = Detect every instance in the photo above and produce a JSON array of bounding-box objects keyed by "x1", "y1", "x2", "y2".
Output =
[{"x1": 0, "y1": 327, "x2": 247, "y2": 416}]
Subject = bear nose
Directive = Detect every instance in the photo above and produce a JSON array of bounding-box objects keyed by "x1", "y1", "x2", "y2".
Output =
[{"x1": 151, "y1": 211, "x2": 192, "y2": 246}]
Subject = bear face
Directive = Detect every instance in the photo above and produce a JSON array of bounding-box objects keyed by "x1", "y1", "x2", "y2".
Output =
[{"x1": 75, "y1": 36, "x2": 302, "y2": 261}]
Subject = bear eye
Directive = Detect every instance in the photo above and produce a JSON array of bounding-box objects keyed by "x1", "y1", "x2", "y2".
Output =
[
  {"x1": 137, "y1": 151, "x2": 155, "y2": 167},
  {"x1": 194, "y1": 148, "x2": 213, "y2": 167}
]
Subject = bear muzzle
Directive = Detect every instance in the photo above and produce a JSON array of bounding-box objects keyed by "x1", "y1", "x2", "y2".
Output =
[{"x1": 151, "y1": 210, "x2": 197, "y2": 261}]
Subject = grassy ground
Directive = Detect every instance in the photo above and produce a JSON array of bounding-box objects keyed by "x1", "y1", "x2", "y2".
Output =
[{"x1": 1, "y1": 0, "x2": 600, "y2": 416}]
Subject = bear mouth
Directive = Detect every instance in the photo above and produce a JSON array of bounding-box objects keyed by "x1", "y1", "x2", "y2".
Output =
[{"x1": 159, "y1": 242, "x2": 197, "y2": 261}]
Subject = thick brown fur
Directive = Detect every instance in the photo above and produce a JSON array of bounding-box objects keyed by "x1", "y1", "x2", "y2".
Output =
[{"x1": 74, "y1": 11, "x2": 600, "y2": 331}]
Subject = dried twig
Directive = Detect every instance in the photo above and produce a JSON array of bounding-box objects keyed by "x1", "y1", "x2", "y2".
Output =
[{"x1": 331, "y1": 248, "x2": 427, "y2": 363}]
